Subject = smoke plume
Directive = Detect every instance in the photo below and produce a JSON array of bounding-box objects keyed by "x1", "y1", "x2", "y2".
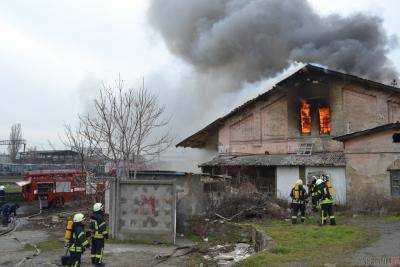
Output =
[{"x1": 148, "y1": 0, "x2": 398, "y2": 89}]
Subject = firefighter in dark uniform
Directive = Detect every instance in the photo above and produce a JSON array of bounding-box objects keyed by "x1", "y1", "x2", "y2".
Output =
[
  {"x1": 307, "y1": 176, "x2": 319, "y2": 212},
  {"x1": 68, "y1": 213, "x2": 89, "y2": 267},
  {"x1": 0, "y1": 185, "x2": 5, "y2": 204},
  {"x1": 90, "y1": 203, "x2": 108, "y2": 266},
  {"x1": 315, "y1": 178, "x2": 336, "y2": 225},
  {"x1": 290, "y1": 179, "x2": 308, "y2": 224},
  {"x1": 0, "y1": 202, "x2": 19, "y2": 226}
]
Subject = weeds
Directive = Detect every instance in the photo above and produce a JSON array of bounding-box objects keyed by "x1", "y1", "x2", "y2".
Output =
[{"x1": 240, "y1": 218, "x2": 377, "y2": 266}]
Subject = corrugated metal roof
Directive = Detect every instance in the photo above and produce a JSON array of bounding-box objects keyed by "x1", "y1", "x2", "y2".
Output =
[{"x1": 200, "y1": 152, "x2": 346, "y2": 167}]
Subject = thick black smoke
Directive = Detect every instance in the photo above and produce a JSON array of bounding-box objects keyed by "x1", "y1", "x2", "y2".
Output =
[{"x1": 148, "y1": 0, "x2": 398, "y2": 87}]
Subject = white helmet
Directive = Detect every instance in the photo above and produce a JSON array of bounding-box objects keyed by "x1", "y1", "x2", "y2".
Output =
[
  {"x1": 316, "y1": 179, "x2": 324, "y2": 186},
  {"x1": 93, "y1": 203, "x2": 103, "y2": 212},
  {"x1": 73, "y1": 213, "x2": 85, "y2": 223},
  {"x1": 295, "y1": 179, "x2": 303, "y2": 186},
  {"x1": 0, "y1": 185, "x2": 5, "y2": 190}
]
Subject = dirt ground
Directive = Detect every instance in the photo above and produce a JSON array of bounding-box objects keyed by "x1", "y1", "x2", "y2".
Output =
[
  {"x1": 0, "y1": 228, "x2": 195, "y2": 267},
  {"x1": 2, "y1": 206, "x2": 400, "y2": 267},
  {"x1": 0, "y1": 204, "x2": 198, "y2": 267}
]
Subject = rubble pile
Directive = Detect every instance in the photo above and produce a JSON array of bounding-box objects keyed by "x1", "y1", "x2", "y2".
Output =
[{"x1": 212, "y1": 184, "x2": 289, "y2": 221}]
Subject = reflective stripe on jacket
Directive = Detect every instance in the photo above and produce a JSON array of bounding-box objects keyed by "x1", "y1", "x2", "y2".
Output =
[
  {"x1": 90, "y1": 213, "x2": 108, "y2": 239},
  {"x1": 290, "y1": 185, "x2": 307, "y2": 204},
  {"x1": 317, "y1": 182, "x2": 335, "y2": 204},
  {"x1": 69, "y1": 226, "x2": 89, "y2": 253}
]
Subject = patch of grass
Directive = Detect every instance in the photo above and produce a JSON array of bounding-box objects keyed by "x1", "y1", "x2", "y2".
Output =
[
  {"x1": 23, "y1": 243, "x2": 35, "y2": 251},
  {"x1": 36, "y1": 240, "x2": 63, "y2": 251},
  {"x1": 382, "y1": 214, "x2": 400, "y2": 223},
  {"x1": 187, "y1": 233, "x2": 203, "y2": 243},
  {"x1": 240, "y1": 218, "x2": 377, "y2": 266},
  {"x1": 24, "y1": 240, "x2": 63, "y2": 252},
  {"x1": 187, "y1": 233, "x2": 217, "y2": 243},
  {"x1": 2, "y1": 183, "x2": 21, "y2": 193}
]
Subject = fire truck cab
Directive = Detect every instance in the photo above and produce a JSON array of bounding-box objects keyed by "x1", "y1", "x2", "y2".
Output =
[{"x1": 16, "y1": 170, "x2": 86, "y2": 208}]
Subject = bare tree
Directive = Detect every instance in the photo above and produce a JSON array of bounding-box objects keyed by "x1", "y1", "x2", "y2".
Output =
[
  {"x1": 79, "y1": 77, "x2": 173, "y2": 177},
  {"x1": 61, "y1": 122, "x2": 98, "y2": 172},
  {"x1": 61, "y1": 123, "x2": 108, "y2": 202},
  {"x1": 8, "y1": 123, "x2": 23, "y2": 162}
]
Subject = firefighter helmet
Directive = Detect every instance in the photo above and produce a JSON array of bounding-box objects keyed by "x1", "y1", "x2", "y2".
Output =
[
  {"x1": 73, "y1": 213, "x2": 85, "y2": 223},
  {"x1": 316, "y1": 178, "x2": 324, "y2": 185},
  {"x1": 322, "y1": 174, "x2": 329, "y2": 181},
  {"x1": 93, "y1": 202, "x2": 103, "y2": 212},
  {"x1": 0, "y1": 185, "x2": 4, "y2": 190},
  {"x1": 295, "y1": 179, "x2": 303, "y2": 186}
]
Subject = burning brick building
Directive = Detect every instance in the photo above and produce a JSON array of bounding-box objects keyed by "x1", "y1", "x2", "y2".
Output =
[{"x1": 177, "y1": 64, "x2": 400, "y2": 203}]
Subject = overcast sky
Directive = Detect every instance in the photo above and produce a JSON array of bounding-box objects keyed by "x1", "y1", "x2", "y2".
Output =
[{"x1": 0, "y1": 0, "x2": 399, "y2": 151}]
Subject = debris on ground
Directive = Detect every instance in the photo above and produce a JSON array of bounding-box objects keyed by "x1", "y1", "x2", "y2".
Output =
[
  {"x1": 209, "y1": 183, "x2": 289, "y2": 221},
  {"x1": 208, "y1": 242, "x2": 254, "y2": 266},
  {"x1": 155, "y1": 245, "x2": 197, "y2": 265}
]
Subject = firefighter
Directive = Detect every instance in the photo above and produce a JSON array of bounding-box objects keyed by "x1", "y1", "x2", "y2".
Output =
[
  {"x1": 307, "y1": 176, "x2": 319, "y2": 212},
  {"x1": 68, "y1": 213, "x2": 89, "y2": 267},
  {"x1": 90, "y1": 203, "x2": 108, "y2": 266},
  {"x1": 316, "y1": 178, "x2": 336, "y2": 226},
  {"x1": 0, "y1": 202, "x2": 18, "y2": 226},
  {"x1": 0, "y1": 185, "x2": 5, "y2": 204},
  {"x1": 290, "y1": 179, "x2": 308, "y2": 224}
]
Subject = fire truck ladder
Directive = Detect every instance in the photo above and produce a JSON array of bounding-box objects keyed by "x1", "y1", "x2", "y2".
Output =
[{"x1": 297, "y1": 143, "x2": 313, "y2": 155}]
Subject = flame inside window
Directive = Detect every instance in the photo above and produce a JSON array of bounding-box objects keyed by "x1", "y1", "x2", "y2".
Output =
[
  {"x1": 318, "y1": 106, "x2": 331, "y2": 134},
  {"x1": 300, "y1": 100, "x2": 312, "y2": 134}
]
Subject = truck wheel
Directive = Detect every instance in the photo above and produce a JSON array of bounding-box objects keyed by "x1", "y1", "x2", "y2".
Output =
[{"x1": 54, "y1": 197, "x2": 65, "y2": 208}]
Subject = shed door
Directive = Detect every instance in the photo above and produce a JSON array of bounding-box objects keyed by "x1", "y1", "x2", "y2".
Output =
[{"x1": 391, "y1": 170, "x2": 400, "y2": 197}]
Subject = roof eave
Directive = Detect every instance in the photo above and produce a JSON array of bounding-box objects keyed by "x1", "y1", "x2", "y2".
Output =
[{"x1": 333, "y1": 123, "x2": 400, "y2": 142}]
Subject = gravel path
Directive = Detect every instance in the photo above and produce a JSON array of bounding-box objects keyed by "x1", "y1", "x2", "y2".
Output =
[{"x1": 351, "y1": 220, "x2": 400, "y2": 266}]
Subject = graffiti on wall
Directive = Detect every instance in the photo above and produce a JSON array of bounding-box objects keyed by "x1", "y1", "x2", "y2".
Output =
[{"x1": 119, "y1": 184, "x2": 174, "y2": 231}]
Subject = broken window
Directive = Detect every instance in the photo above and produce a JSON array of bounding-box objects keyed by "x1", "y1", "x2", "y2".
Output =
[
  {"x1": 300, "y1": 100, "x2": 312, "y2": 134},
  {"x1": 318, "y1": 106, "x2": 331, "y2": 134},
  {"x1": 391, "y1": 170, "x2": 400, "y2": 196}
]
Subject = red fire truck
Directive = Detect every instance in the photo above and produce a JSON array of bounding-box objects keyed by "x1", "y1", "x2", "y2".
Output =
[{"x1": 16, "y1": 170, "x2": 86, "y2": 207}]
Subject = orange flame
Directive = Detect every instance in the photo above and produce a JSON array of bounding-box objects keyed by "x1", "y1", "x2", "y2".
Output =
[
  {"x1": 319, "y1": 106, "x2": 331, "y2": 134},
  {"x1": 300, "y1": 100, "x2": 312, "y2": 134}
]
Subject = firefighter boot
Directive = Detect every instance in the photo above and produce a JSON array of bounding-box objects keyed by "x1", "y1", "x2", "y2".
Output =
[
  {"x1": 291, "y1": 216, "x2": 298, "y2": 224},
  {"x1": 330, "y1": 216, "x2": 336, "y2": 225},
  {"x1": 301, "y1": 217, "x2": 306, "y2": 223}
]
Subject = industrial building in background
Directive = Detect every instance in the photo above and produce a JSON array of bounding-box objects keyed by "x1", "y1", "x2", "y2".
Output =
[
  {"x1": 17, "y1": 150, "x2": 80, "y2": 164},
  {"x1": 177, "y1": 64, "x2": 400, "y2": 204}
]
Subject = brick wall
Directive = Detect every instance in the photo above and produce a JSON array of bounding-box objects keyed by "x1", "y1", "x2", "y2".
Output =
[
  {"x1": 344, "y1": 129, "x2": 400, "y2": 198},
  {"x1": 217, "y1": 84, "x2": 344, "y2": 154}
]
